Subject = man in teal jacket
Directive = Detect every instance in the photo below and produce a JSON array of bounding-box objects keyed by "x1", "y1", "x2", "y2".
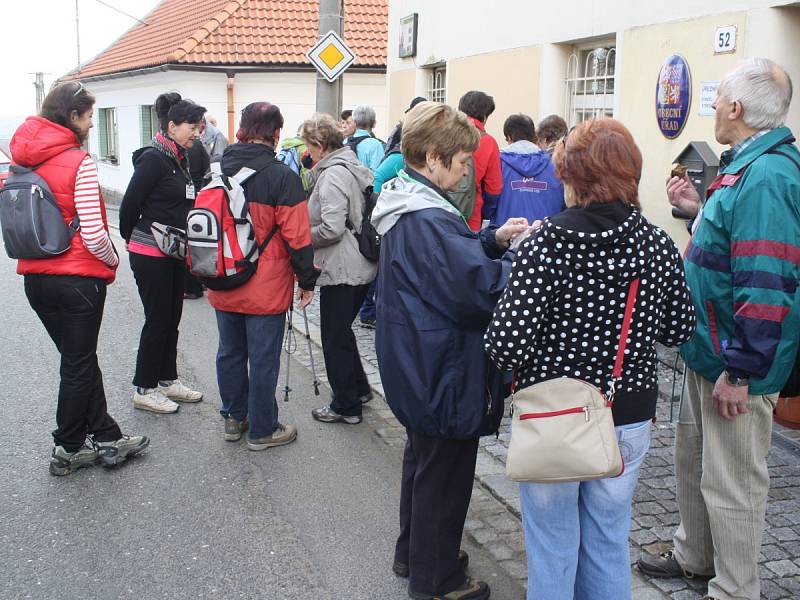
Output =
[{"x1": 639, "y1": 58, "x2": 800, "y2": 600}]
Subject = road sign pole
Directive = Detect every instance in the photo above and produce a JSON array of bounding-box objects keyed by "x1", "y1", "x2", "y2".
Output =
[{"x1": 315, "y1": 0, "x2": 343, "y2": 117}]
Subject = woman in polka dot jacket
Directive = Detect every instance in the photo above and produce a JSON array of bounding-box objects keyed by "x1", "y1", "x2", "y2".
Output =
[{"x1": 485, "y1": 119, "x2": 696, "y2": 600}]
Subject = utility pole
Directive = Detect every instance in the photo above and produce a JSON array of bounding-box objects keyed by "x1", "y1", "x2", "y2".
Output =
[
  {"x1": 75, "y1": 0, "x2": 81, "y2": 69},
  {"x1": 315, "y1": 0, "x2": 343, "y2": 117},
  {"x1": 32, "y1": 72, "x2": 46, "y2": 112}
]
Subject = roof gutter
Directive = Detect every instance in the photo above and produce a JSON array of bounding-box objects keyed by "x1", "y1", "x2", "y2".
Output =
[{"x1": 68, "y1": 62, "x2": 386, "y2": 83}]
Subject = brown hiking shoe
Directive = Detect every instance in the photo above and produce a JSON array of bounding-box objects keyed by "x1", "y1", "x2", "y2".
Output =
[
  {"x1": 247, "y1": 423, "x2": 297, "y2": 451},
  {"x1": 409, "y1": 576, "x2": 490, "y2": 599}
]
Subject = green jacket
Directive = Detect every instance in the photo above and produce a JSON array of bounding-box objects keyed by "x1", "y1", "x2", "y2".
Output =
[{"x1": 680, "y1": 127, "x2": 800, "y2": 394}]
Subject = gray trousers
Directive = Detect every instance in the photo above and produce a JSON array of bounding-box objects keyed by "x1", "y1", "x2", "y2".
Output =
[{"x1": 673, "y1": 369, "x2": 777, "y2": 600}]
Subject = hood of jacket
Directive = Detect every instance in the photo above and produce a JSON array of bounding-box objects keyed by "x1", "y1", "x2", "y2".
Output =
[
  {"x1": 280, "y1": 136, "x2": 306, "y2": 151},
  {"x1": 544, "y1": 201, "x2": 648, "y2": 285},
  {"x1": 10, "y1": 116, "x2": 81, "y2": 167},
  {"x1": 500, "y1": 148, "x2": 554, "y2": 179},
  {"x1": 219, "y1": 141, "x2": 276, "y2": 175},
  {"x1": 309, "y1": 146, "x2": 373, "y2": 191},
  {"x1": 372, "y1": 169, "x2": 462, "y2": 236}
]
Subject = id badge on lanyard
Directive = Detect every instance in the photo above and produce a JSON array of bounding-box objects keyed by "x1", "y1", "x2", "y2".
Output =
[{"x1": 186, "y1": 183, "x2": 196, "y2": 200}]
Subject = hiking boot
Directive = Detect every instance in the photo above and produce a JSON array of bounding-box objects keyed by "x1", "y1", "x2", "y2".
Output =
[
  {"x1": 49, "y1": 443, "x2": 99, "y2": 476},
  {"x1": 360, "y1": 392, "x2": 374, "y2": 405},
  {"x1": 95, "y1": 435, "x2": 150, "y2": 467},
  {"x1": 637, "y1": 549, "x2": 714, "y2": 580},
  {"x1": 312, "y1": 405, "x2": 361, "y2": 425},
  {"x1": 247, "y1": 423, "x2": 297, "y2": 451},
  {"x1": 394, "y1": 550, "x2": 469, "y2": 578},
  {"x1": 159, "y1": 379, "x2": 203, "y2": 403},
  {"x1": 134, "y1": 389, "x2": 179, "y2": 414},
  {"x1": 409, "y1": 576, "x2": 490, "y2": 600},
  {"x1": 224, "y1": 416, "x2": 249, "y2": 441}
]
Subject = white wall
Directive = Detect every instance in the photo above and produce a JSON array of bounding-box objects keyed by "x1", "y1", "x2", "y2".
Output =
[
  {"x1": 88, "y1": 68, "x2": 387, "y2": 195},
  {"x1": 387, "y1": 0, "x2": 799, "y2": 70}
]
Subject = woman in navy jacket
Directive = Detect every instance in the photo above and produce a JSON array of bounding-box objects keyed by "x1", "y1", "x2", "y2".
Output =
[{"x1": 372, "y1": 102, "x2": 527, "y2": 600}]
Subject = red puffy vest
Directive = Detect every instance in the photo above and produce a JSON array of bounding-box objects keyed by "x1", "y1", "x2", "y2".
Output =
[{"x1": 13, "y1": 121, "x2": 116, "y2": 283}]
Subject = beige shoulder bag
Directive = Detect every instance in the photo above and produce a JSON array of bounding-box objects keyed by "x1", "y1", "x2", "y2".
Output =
[{"x1": 506, "y1": 278, "x2": 640, "y2": 483}]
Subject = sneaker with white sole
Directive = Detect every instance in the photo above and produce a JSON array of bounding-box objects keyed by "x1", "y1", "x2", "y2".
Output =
[
  {"x1": 247, "y1": 423, "x2": 297, "y2": 450},
  {"x1": 311, "y1": 404, "x2": 362, "y2": 424},
  {"x1": 134, "y1": 389, "x2": 179, "y2": 414},
  {"x1": 49, "y1": 443, "x2": 99, "y2": 476},
  {"x1": 159, "y1": 379, "x2": 203, "y2": 403},
  {"x1": 95, "y1": 435, "x2": 150, "y2": 467}
]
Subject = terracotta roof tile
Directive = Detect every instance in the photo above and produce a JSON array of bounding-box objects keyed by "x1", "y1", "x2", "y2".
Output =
[{"x1": 71, "y1": 0, "x2": 386, "y2": 79}]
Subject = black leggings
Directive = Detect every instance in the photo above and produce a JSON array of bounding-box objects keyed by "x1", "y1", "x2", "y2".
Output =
[{"x1": 129, "y1": 252, "x2": 185, "y2": 388}]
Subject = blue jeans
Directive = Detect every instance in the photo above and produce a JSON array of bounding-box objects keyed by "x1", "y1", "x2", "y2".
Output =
[
  {"x1": 215, "y1": 310, "x2": 285, "y2": 439},
  {"x1": 359, "y1": 279, "x2": 377, "y2": 322},
  {"x1": 520, "y1": 420, "x2": 652, "y2": 600}
]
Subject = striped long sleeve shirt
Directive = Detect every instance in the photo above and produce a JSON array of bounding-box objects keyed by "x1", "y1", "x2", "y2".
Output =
[{"x1": 74, "y1": 155, "x2": 118, "y2": 267}]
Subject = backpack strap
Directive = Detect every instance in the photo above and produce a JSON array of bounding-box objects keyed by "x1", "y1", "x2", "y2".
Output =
[
  {"x1": 231, "y1": 151, "x2": 279, "y2": 185},
  {"x1": 766, "y1": 148, "x2": 800, "y2": 172}
]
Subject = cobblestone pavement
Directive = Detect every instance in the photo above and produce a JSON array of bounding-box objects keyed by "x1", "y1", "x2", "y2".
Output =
[{"x1": 287, "y1": 297, "x2": 800, "y2": 599}]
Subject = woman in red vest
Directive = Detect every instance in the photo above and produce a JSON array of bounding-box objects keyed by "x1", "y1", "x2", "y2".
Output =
[{"x1": 10, "y1": 81, "x2": 149, "y2": 476}]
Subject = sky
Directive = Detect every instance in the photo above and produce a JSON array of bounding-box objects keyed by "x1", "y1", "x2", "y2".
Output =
[{"x1": 1, "y1": 0, "x2": 160, "y2": 137}]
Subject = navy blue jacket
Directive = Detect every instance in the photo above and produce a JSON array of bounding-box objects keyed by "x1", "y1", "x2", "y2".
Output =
[{"x1": 373, "y1": 170, "x2": 514, "y2": 438}]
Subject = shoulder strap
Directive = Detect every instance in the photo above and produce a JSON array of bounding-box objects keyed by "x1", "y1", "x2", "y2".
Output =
[
  {"x1": 232, "y1": 151, "x2": 278, "y2": 185},
  {"x1": 609, "y1": 278, "x2": 640, "y2": 400},
  {"x1": 766, "y1": 148, "x2": 800, "y2": 172}
]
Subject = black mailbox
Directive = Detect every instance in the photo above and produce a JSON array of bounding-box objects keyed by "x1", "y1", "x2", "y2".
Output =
[{"x1": 671, "y1": 141, "x2": 719, "y2": 219}]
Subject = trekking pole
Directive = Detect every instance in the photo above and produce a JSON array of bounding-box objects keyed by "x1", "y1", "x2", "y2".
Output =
[
  {"x1": 283, "y1": 301, "x2": 295, "y2": 402},
  {"x1": 302, "y1": 307, "x2": 321, "y2": 396}
]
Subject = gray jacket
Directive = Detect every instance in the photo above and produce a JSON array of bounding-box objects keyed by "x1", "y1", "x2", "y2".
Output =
[
  {"x1": 201, "y1": 122, "x2": 229, "y2": 163},
  {"x1": 307, "y1": 147, "x2": 377, "y2": 287}
]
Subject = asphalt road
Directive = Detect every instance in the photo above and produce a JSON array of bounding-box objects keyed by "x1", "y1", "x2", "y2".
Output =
[{"x1": 0, "y1": 233, "x2": 526, "y2": 600}]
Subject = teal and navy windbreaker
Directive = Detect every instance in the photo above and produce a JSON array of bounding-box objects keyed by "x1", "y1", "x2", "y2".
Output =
[{"x1": 680, "y1": 127, "x2": 800, "y2": 394}]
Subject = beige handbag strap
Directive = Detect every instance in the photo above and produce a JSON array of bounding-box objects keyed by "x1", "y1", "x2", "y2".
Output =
[{"x1": 608, "y1": 277, "x2": 640, "y2": 403}]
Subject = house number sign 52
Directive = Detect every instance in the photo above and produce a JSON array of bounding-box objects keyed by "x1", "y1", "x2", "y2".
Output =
[{"x1": 714, "y1": 25, "x2": 737, "y2": 54}]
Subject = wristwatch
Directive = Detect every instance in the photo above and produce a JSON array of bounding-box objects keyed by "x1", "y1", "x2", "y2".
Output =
[{"x1": 725, "y1": 371, "x2": 750, "y2": 387}]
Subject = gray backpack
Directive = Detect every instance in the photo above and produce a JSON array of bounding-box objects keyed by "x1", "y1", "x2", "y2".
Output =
[{"x1": 0, "y1": 165, "x2": 79, "y2": 259}]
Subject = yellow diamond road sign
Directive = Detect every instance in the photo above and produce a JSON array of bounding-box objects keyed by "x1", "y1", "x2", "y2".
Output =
[{"x1": 307, "y1": 30, "x2": 356, "y2": 83}]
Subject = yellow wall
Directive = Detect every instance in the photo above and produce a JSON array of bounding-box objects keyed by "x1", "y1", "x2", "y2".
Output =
[
  {"x1": 447, "y1": 47, "x2": 542, "y2": 142},
  {"x1": 387, "y1": 68, "x2": 417, "y2": 130},
  {"x1": 618, "y1": 12, "x2": 747, "y2": 243}
]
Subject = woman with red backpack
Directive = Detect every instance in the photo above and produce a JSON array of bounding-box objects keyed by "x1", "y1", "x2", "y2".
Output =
[{"x1": 9, "y1": 81, "x2": 148, "y2": 475}]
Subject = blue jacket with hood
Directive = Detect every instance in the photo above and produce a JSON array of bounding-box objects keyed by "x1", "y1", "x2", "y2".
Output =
[
  {"x1": 485, "y1": 141, "x2": 565, "y2": 226},
  {"x1": 371, "y1": 169, "x2": 514, "y2": 439}
]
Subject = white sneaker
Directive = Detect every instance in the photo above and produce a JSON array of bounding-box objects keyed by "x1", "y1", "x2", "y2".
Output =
[
  {"x1": 159, "y1": 379, "x2": 203, "y2": 403},
  {"x1": 134, "y1": 389, "x2": 179, "y2": 414}
]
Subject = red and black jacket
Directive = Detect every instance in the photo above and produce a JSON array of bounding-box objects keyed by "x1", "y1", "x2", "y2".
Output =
[{"x1": 207, "y1": 142, "x2": 319, "y2": 315}]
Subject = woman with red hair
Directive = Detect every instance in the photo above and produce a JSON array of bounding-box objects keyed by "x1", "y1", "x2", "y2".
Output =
[
  {"x1": 209, "y1": 102, "x2": 319, "y2": 449},
  {"x1": 485, "y1": 118, "x2": 696, "y2": 599}
]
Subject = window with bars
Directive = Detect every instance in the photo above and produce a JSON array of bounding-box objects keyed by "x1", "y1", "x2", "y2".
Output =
[
  {"x1": 428, "y1": 66, "x2": 447, "y2": 104},
  {"x1": 140, "y1": 105, "x2": 159, "y2": 145},
  {"x1": 96, "y1": 108, "x2": 119, "y2": 164},
  {"x1": 564, "y1": 46, "x2": 616, "y2": 127}
]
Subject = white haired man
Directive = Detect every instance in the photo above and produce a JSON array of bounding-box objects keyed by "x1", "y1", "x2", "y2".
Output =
[
  {"x1": 347, "y1": 104, "x2": 384, "y2": 172},
  {"x1": 638, "y1": 58, "x2": 800, "y2": 600}
]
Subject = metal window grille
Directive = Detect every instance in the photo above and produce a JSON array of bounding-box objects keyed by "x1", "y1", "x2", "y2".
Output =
[
  {"x1": 428, "y1": 67, "x2": 446, "y2": 104},
  {"x1": 565, "y1": 47, "x2": 616, "y2": 127}
]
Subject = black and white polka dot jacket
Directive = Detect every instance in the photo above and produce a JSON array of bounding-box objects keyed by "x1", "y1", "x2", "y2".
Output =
[{"x1": 485, "y1": 203, "x2": 696, "y2": 425}]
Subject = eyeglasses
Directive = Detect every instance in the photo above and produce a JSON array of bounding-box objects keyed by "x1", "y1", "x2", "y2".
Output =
[{"x1": 72, "y1": 81, "x2": 85, "y2": 97}]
